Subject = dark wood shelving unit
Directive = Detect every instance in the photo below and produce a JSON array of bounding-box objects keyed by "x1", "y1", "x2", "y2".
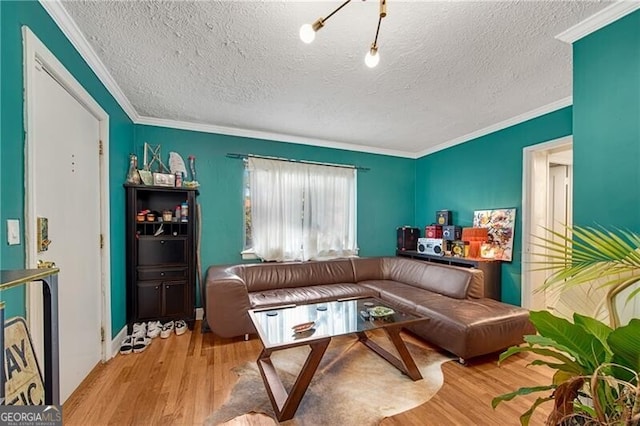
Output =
[
  {"x1": 125, "y1": 184, "x2": 198, "y2": 329},
  {"x1": 396, "y1": 249, "x2": 501, "y2": 300}
]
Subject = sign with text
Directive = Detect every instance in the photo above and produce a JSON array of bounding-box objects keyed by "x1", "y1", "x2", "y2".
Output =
[
  {"x1": 3, "y1": 317, "x2": 45, "y2": 406},
  {"x1": 0, "y1": 405, "x2": 62, "y2": 426}
]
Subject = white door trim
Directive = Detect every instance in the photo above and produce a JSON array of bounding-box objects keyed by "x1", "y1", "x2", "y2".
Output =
[
  {"x1": 521, "y1": 136, "x2": 572, "y2": 309},
  {"x1": 22, "y1": 26, "x2": 112, "y2": 361}
]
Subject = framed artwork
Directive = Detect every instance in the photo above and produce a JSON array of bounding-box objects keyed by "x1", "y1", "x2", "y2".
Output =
[
  {"x1": 152, "y1": 172, "x2": 175, "y2": 187},
  {"x1": 472, "y1": 208, "x2": 516, "y2": 262}
]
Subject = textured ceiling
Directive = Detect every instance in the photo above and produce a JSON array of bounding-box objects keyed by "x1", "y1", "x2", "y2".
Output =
[{"x1": 61, "y1": 1, "x2": 611, "y2": 156}]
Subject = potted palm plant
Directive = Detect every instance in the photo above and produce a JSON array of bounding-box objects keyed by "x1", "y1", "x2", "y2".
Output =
[{"x1": 492, "y1": 225, "x2": 640, "y2": 425}]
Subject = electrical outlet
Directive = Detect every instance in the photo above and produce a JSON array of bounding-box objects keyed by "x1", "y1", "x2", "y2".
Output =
[{"x1": 7, "y1": 219, "x2": 20, "y2": 245}]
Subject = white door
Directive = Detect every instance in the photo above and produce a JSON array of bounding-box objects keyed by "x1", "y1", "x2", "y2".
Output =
[{"x1": 27, "y1": 45, "x2": 103, "y2": 403}]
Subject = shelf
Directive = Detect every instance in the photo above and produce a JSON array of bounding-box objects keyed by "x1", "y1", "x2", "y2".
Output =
[
  {"x1": 124, "y1": 183, "x2": 199, "y2": 194},
  {"x1": 126, "y1": 185, "x2": 197, "y2": 328},
  {"x1": 135, "y1": 221, "x2": 189, "y2": 237},
  {"x1": 397, "y1": 250, "x2": 499, "y2": 265}
]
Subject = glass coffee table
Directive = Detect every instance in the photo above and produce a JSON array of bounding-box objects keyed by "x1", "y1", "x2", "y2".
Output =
[{"x1": 248, "y1": 297, "x2": 429, "y2": 421}]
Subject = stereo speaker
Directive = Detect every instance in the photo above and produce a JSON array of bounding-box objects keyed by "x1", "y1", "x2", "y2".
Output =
[
  {"x1": 436, "y1": 210, "x2": 452, "y2": 226},
  {"x1": 417, "y1": 238, "x2": 443, "y2": 256},
  {"x1": 442, "y1": 225, "x2": 462, "y2": 241},
  {"x1": 425, "y1": 225, "x2": 443, "y2": 239},
  {"x1": 397, "y1": 226, "x2": 420, "y2": 251}
]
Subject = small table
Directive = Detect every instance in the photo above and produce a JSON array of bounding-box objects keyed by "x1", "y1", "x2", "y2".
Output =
[{"x1": 248, "y1": 297, "x2": 428, "y2": 421}]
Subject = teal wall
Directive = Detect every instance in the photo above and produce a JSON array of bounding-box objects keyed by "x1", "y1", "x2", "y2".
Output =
[
  {"x1": 573, "y1": 10, "x2": 640, "y2": 230},
  {"x1": 415, "y1": 107, "x2": 573, "y2": 305},
  {"x1": 134, "y1": 125, "x2": 416, "y2": 297},
  {"x1": 0, "y1": 1, "x2": 133, "y2": 330}
]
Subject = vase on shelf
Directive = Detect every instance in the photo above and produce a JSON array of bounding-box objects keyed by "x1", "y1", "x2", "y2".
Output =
[{"x1": 126, "y1": 153, "x2": 141, "y2": 185}]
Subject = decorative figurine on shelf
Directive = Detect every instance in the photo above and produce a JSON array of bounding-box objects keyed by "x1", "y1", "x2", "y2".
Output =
[
  {"x1": 169, "y1": 152, "x2": 187, "y2": 187},
  {"x1": 184, "y1": 155, "x2": 200, "y2": 188},
  {"x1": 143, "y1": 142, "x2": 169, "y2": 173},
  {"x1": 125, "y1": 153, "x2": 142, "y2": 185},
  {"x1": 189, "y1": 155, "x2": 197, "y2": 181}
]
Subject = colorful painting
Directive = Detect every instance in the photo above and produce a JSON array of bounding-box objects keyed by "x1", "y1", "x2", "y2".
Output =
[{"x1": 472, "y1": 208, "x2": 516, "y2": 262}]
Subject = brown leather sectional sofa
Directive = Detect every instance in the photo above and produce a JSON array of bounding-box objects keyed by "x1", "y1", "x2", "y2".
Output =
[{"x1": 205, "y1": 256, "x2": 534, "y2": 362}]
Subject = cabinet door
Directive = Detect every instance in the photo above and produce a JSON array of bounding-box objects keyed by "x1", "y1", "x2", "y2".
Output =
[
  {"x1": 163, "y1": 281, "x2": 188, "y2": 317},
  {"x1": 137, "y1": 281, "x2": 162, "y2": 319},
  {"x1": 138, "y1": 238, "x2": 187, "y2": 266}
]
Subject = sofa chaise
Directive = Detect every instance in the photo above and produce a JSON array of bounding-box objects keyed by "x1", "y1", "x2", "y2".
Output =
[{"x1": 205, "y1": 256, "x2": 534, "y2": 362}]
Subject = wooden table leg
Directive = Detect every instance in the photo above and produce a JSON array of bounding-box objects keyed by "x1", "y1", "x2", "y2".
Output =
[
  {"x1": 256, "y1": 337, "x2": 331, "y2": 421},
  {"x1": 357, "y1": 326, "x2": 422, "y2": 381}
]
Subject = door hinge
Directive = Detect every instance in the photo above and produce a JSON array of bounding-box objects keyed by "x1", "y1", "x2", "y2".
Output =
[
  {"x1": 99, "y1": 140, "x2": 104, "y2": 156},
  {"x1": 100, "y1": 234, "x2": 104, "y2": 249},
  {"x1": 100, "y1": 327, "x2": 105, "y2": 343}
]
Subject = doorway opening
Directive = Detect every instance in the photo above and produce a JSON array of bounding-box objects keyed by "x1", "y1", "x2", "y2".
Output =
[{"x1": 521, "y1": 137, "x2": 574, "y2": 315}]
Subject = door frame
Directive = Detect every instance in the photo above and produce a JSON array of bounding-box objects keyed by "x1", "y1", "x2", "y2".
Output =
[
  {"x1": 23, "y1": 26, "x2": 112, "y2": 361},
  {"x1": 521, "y1": 136, "x2": 572, "y2": 309}
]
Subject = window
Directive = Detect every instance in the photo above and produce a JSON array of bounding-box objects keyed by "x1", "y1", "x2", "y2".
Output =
[{"x1": 243, "y1": 157, "x2": 357, "y2": 262}]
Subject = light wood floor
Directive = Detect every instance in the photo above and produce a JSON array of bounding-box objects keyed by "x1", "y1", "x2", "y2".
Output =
[{"x1": 63, "y1": 321, "x2": 553, "y2": 425}]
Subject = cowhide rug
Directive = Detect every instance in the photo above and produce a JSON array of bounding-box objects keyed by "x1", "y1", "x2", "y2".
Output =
[{"x1": 206, "y1": 335, "x2": 452, "y2": 425}]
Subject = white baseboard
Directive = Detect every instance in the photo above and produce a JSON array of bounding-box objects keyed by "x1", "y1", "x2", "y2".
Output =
[
  {"x1": 196, "y1": 308, "x2": 204, "y2": 320},
  {"x1": 110, "y1": 325, "x2": 128, "y2": 359}
]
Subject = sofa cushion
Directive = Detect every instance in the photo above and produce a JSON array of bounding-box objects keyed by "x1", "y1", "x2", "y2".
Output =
[
  {"x1": 249, "y1": 283, "x2": 377, "y2": 308},
  {"x1": 381, "y1": 257, "x2": 479, "y2": 299},
  {"x1": 409, "y1": 296, "x2": 534, "y2": 360},
  {"x1": 239, "y1": 259, "x2": 356, "y2": 292},
  {"x1": 350, "y1": 257, "x2": 384, "y2": 282},
  {"x1": 359, "y1": 280, "x2": 421, "y2": 312}
]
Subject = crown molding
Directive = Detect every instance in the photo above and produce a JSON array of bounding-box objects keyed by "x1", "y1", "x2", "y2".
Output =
[
  {"x1": 38, "y1": 0, "x2": 139, "y2": 121},
  {"x1": 136, "y1": 116, "x2": 417, "y2": 159},
  {"x1": 556, "y1": 1, "x2": 640, "y2": 44},
  {"x1": 415, "y1": 96, "x2": 573, "y2": 158}
]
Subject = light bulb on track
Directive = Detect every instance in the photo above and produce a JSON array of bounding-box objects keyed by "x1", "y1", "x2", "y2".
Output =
[
  {"x1": 299, "y1": 24, "x2": 316, "y2": 44},
  {"x1": 365, "y1": 46, "x2": 380, "y2": 68}
]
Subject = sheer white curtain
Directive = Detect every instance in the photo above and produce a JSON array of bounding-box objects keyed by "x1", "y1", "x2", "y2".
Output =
[
  {"x1": 249, "y1": 158, "x2": 306, "y2": 261},
  {"x1": 303, "y1": 163, "x2": 357, "y2": 260},
  {"x1": 248, "y1": 157, "x2": 357, "y2": 262}
]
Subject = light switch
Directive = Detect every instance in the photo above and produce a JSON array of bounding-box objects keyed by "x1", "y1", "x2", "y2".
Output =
[{"x1": 7, "y1": 219, "x2": 20, "y2": 245}]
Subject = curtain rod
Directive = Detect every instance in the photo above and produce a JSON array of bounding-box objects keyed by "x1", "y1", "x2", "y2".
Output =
[{"x1": 226, "y1": 153, "x2": 370, "y2": 171}]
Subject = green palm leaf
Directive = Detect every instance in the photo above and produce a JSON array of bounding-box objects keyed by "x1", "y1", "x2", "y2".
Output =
[
  {"x1": 573, "y1": 313, "x2": 613, "y2": 357},
  {"x1": 499, "y1": 345, "x2": 582, "y2": 374},
  {"x1": 518, "y1": 396, "x2": 554, "y2": 426},
  {"x1": 529, "y1": 311, "x2": 608, "y2": 370},
  {"x1": 531, "y1": 225, "x2": 640, "y2": 305},
  {"x1": 608, "y1": 319, "x2": 640, "y2": 381},
  {"x1": 491, "y1": 385, "x2": 556, "y2": 409}
]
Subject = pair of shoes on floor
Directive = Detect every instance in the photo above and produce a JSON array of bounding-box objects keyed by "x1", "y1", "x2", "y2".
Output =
[
  {"x1": 160, "y1": 320, "x2": 187, "y2": 338},
  {"x1": 119, "y1": 334, "x2": 150, "y2": 355},
  {"x1": 147, "y1": 320, "x2": 162, "y2": 339},
  {"x1": 132, "y1": 322, "x2": 146, "y2": 338},
  {"x1": 121, "y1": 322, "x2": 153, "y2": 354}
]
